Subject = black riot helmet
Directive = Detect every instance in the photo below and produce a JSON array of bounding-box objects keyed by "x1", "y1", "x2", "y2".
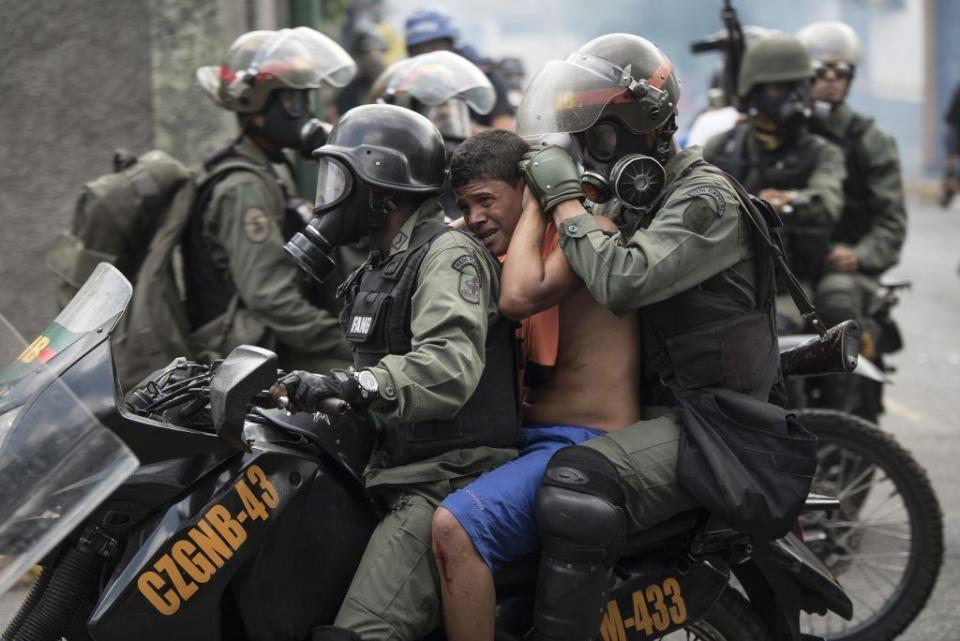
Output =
[
  {"x1": 315, "y1": 103, "x2": 447, "y2": 196},
  {"x1": 285, "y1": 104, "x2": 447, "y2": 282},
  {"x1": 518, "y1": 34, "x2": 681, "y2": 210}
]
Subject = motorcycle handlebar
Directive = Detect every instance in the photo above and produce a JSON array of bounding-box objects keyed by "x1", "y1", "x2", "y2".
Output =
[{"x1": 272, "y1": 394, "x2": 349, "y2": 416}]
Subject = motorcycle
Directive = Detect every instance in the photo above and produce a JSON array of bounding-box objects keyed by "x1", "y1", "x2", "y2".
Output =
[
  {"x1": 0, "y1": 264, "x2": 854, "y2": 641},
  {"x1": 778, "y1": 292, "x2": 944, "y2": 641}
]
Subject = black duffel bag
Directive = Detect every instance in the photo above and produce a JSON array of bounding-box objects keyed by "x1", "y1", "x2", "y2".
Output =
[{"x1": 674, "y1": 386, "x2": 817, "y2": 540}]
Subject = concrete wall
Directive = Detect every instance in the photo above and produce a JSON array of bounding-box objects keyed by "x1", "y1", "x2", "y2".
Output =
[
  {"x1": 0, "y1": 0, "x2": 155, "y2": 337},
  {"x1": 0, "y1": 0, "x2": 282, "y2": 338}
]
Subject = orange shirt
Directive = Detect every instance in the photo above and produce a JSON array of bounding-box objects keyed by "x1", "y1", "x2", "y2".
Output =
[
  {"x1": 519, "y1": 222, "x2": 560, "y2": 368},
  {"x1": 507, "y1": 223, "x2": 560, "y2": 389}
]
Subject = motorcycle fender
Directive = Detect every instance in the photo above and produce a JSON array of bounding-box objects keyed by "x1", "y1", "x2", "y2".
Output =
[
  {"x1": 756, "y1": 533, "x2": 853, "y2": 620},
  {"x1": 600, "y1": 556, "x2": 729, "y2": 641},
  {"x1": 88, "y1": 451, "x2": 319, "y2": 641}
]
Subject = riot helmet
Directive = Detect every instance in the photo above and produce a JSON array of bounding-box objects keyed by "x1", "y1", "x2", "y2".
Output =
[
  {"x1": 372, "y1": 51, "x2": 495, "y2": 153},
  {"x1": 797, "y1": 21, "x2": 862, "y2": 104},
  {"x1": 738, "y1": 35, "x2": 813, "y2": 142},
  {"x1": 197, "y1": 28, "x2": 356, "y2": 113},
  {"x1": 517, "y1": 34, "x2": 680, "y2": 209},
  {"x1": 285, "y1": 105, "x2": 446, "y2": 281},
  {"x1": 197, "y1": 28, "x2": 357, "y2": 157}
]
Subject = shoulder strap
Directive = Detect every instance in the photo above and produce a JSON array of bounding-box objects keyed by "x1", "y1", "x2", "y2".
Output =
[
  {"x1": 695, "y1": 162, "x2": 828, "y2": 335},
  {"x1": 199, "y1": 158, "x2": 285, "y2": 213}
]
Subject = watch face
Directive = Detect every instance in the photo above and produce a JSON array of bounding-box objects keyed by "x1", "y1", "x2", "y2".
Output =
[{"x1": 357, "y1": 370, "x2": 378, "y2": 393}]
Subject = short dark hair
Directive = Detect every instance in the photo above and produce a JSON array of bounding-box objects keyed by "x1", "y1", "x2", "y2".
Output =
[{"x1": 449, "y1": 129, "x2": 529, "y2": 189}]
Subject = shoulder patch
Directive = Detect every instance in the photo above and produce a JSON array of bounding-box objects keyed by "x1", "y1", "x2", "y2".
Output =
[
  {"x1": 459, "y1": 271, "x2": 481, "y2": 304},
  {"x1": 686, "y1": 186, "x2": 726, "y2": 217},
  {"x1": 451, "y1": 253, "x2": 482, "y2": 303},
  {"x1": 451, "y1": 255, "x2": 479, "y2": 272},
  {"x1": 390, "y1": 230, "x2": 408, "y2": 252},
  {"x1": 242, "y1": 207, "x2": 272, "y2": 243},
  {"x1": 683, "y1": 198, "x2": 719, "y2": 236}
]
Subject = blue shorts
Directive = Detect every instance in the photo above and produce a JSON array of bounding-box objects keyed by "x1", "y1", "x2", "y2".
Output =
[{"x1": 440, "y1": 424, "x2": 604, "y2": 572}]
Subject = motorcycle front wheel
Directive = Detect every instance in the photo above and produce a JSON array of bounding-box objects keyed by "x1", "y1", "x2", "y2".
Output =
[{"x1": 797, "y1": 409, "x2": 943, "y2": 641}]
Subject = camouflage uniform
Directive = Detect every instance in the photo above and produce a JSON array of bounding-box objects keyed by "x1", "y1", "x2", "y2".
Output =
[{"x1": 333, "y1": 198, "x2": 516, "y2": 641}]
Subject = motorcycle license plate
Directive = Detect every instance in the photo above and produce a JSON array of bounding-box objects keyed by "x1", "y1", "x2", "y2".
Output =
[{"x1": 600, "y1": 557, "x2": 729, "y2": 641}]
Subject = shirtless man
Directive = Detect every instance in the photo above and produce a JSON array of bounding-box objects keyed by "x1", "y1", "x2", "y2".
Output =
[{"x1": 430, "y1": 129, "x2": 641, "y2": 641}]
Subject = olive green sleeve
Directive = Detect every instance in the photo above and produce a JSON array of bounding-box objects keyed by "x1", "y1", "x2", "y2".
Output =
[
  {"x1": 851, "y1": 125, "x2": 908, "y2": 274},
  {"x1": 208, "y1": 176, "x2": 352, "y2": 369},
  {"x1": 368, "y1": 233, "x2": 497, "y2": 425},
  {"x1": 791, "y1": 141, "x2": 846, "y2": 226},
  {"x1": 558, "y1": 175, "x2": 753, "y2": 316}
]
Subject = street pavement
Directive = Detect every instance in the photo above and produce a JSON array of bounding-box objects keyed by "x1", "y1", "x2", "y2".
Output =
[
  {"x1": 0, "y1": 196, "x2": 958, "y2": 638},
  {"x1": 870, "y1": 194, "x2": 960, "y2": 640}
]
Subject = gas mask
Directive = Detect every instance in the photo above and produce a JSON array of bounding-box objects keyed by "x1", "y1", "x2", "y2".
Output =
[
  {"x1": 253, "y1": 89, "x2": 328, "y2": 159},
  {"x1": 284, "y1": 157, "x2": 377, "y2": 283},
  {"x1": 573, "y1": 118, "x2": 673, "y2": 210},
  {"x1": 748, "y1": 82, "x2": 812, "y2": 143}
]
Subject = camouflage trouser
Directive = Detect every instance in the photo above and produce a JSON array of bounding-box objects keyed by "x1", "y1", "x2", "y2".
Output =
[
  {"x1": 580, "y1": 408, "x2": 698, "y2": 533},
  {"x1": 333, "y1": 478, "x2": 472, "y2": 641},
  {"x1": 814, "y1": 271, "x2": 878, "y2": 412}
]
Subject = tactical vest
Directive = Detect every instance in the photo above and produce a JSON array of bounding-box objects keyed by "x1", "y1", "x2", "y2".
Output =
[
  {"x1": 811, "y1": 112, "x2": 875, "y2": 247},
  {"x1": 709, "y1": 125, "x2": 831, "y2": 283},
  {"x1": 641, "y1": 161, "x2": 781, "y2": 404},
  {"x1": 339, "y1": 223, "x2": 521, "y2": 467}
]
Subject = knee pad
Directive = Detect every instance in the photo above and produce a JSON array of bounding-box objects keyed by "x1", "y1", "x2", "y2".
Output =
[{"x1": 535, "y1": 446, "x2": 626, "y2": 563}]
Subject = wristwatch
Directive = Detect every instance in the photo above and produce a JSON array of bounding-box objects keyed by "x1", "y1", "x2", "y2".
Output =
[{"x1": 355, "y1": 369, "x2": 380, "y2": 403}]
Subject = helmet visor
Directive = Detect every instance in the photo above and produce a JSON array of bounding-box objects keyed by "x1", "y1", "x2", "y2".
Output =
[
  {"x1": 377, "y1": 51, "x2": 496, "y2": 114},
  {"x1": 250, "y1": 28, "x2": 358, "y2": 89},
  {"x1": 517, "y1": 54, "x2": 633, "y2": 139},
  {"x1": 315, "y1": 157, "x2": 353, "y2": 209},
  {"x1": 427, "y1": 99, "x2": 472, "y2": 143}
]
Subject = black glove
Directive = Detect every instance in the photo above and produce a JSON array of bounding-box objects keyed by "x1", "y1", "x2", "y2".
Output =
[{"x1": 272, "y1": 369, "x2": 362, "y2": 413}]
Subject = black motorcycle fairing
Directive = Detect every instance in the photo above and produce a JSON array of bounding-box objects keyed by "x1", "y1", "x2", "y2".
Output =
[
  {"x1": 230, "y1": 455, "x2": 378, "y2": 640},
  {"x1": 88, "y1": 451, "x2": 241, "y2": 533},
  {"x1": 254, "y1": 408, "x2": 374, "y2": 484},
  {"x1": 88, "y1": 449, "x2": 328, "y2": 641}
]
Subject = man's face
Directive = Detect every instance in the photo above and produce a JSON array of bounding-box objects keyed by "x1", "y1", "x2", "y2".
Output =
[
  {"x1": 811, "y1": 62, "x2": 853, "y2": 104},
  {"x1": 455, "y1": 179, "x2": 523, "y2": 256}
]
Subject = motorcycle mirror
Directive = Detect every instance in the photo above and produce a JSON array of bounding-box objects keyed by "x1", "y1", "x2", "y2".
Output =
[{"x1": 209, "y1": 345, "x2": 279, "y2": 452}]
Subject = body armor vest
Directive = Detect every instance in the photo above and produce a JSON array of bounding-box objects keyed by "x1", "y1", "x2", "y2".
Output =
[
  {"x1": 339, "y1": 223, "x2": 521, "y2": 467},
  {"x1": 641, "y1": 161, "x2": 780, "y2": 404},
  {"x1": 709, "y1": 124, "x2": 830, "y2": 283},
  {"x1": 811, "y1": 113, "x2": 874, "y2": 248}
]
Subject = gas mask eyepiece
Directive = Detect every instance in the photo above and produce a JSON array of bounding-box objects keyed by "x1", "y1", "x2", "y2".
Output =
[{"x1": 284, "y1": 156, "x2": 361, "y2": 283}]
